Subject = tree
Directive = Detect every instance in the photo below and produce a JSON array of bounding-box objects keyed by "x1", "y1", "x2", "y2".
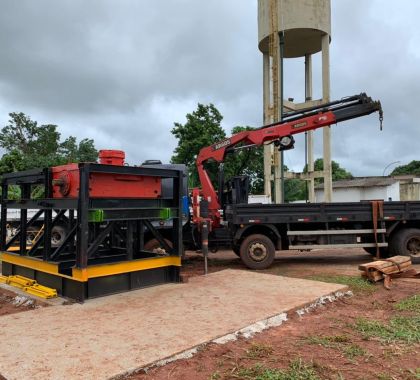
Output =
[
  {"x1": 278, "y1": 164, "x2": 306, "y2": 203},
  {"x1": 171, "y1": 104, "x2": 226, "y2": 187},
  {"x1": 0, "y1": 112, "x2": 98, "y2": 174},
  {"x1": 310, "y1": 158, "x2": 353, "y2": 183},
  {"x1": 390, "y1": 161, "x2": 420, "y2": 176},
  {"x1": 171, "y1": 106, "x2": 265, "y2": 193},
  {"x1": 284, "y1": 159, "x2": 353, "y2": 203},
  {"x1": 224, "y1": 126, "x2": 264, "y2": 194},
  {"x1": 58, "y1": 136, "x2": 98, "y2": 164}
]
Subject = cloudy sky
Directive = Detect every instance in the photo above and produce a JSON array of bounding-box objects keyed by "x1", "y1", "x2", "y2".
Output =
[{"x1": 0, "y1": 1, "x2": 419, "y2": 177}]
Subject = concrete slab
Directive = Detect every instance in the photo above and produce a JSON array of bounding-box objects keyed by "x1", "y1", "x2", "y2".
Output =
[{"x1": 0, "y1": 269, "x2": 348, "y2": 380}]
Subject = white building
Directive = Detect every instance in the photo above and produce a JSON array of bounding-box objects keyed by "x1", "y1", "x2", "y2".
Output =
[
  {"x1": 248, "y1": 194, "x2": 271, "y2": 204},
  {"x1": 314, "y1": 177, "x2": 420, "y2": 203}
]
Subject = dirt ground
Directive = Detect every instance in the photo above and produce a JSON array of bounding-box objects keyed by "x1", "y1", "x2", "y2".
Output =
[
  {"x1": 0, "y1": 286, "x2": 47, "y2": 316},
  {"x1": 128, "y1": 249, "x2": 420, "y2": 380}
]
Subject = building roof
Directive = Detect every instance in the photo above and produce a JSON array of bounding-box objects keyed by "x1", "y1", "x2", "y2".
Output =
[{"x1": 315, "y1": 177, "x2": 398, "y2": 190}]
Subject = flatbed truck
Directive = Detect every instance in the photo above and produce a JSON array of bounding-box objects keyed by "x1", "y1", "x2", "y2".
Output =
[{"x1": 176, "y1": 93, "x2": 420, "y2": 268}]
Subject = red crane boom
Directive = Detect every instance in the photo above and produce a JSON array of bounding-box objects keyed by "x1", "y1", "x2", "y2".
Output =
[{"x1": 193, "y1": 93, "x2": 383, "y2": 227}]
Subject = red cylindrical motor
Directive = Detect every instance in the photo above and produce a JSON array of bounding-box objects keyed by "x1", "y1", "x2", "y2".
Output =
[
  {"x1": 52, "y1": 149, "x2": 161, "y2": 198},
  {"x1": 99, "y1": 150, "x2": 125, "y2": 166}
]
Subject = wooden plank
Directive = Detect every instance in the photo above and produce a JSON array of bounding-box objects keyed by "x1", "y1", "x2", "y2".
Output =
[
  {"x1": 359, "y1": 256, "x2": 411, "y2": 271},
  {"x1": 361, "y1": 271, "x2": 384, "y2": 282}
]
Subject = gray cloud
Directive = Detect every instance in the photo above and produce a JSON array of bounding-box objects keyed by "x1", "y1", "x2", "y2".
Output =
[{"x1": 0, "y1": 0, "x2": 419, "y2": 175}]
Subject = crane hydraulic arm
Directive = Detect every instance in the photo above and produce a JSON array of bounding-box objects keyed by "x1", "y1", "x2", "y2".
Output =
[{"x1": 194, "y1": 93, "x2": 383, "y2": 227}]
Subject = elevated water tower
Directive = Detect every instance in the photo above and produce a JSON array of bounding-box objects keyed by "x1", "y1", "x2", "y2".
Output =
[{"x1": 258, "y1": 0, "x2": 332, "y2": 203}]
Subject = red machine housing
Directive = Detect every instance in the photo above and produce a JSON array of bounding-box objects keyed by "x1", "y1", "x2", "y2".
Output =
[
  {"x1": 98, "y1": 150, "x2": 125, "y2": 166},
  {"x1": 51, "y1": 150, "x2": 161, "y2": 198}
]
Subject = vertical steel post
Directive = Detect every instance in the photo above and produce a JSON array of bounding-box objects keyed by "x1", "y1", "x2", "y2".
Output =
[
  {"x1": 19, "y1": 184, "x2": 30, "y2": 255},
  {"x1": 199, "y1": 198, "x2": 210, "y2": 275},
  {"x1": 201, "y1": 221, "x2": 209, "y2": 275},
  {"x1": 0, "y1": 182, "x2": 8, "y2": 251},
  {"x1": 68, "y1": 209, "x2": 75, "y2": 253},
  {"x1": 138, "y1": 221, "x2": 144, "y2": 251},
  {"x1": 43, "y1": 168, "x2": 52, "y2": 260},
  {"x1": 172, "y1": 170, "x2": 183, "y2": 257},
  {"x1": 126, "y1": 221, "x2": 134, "y2": 260},
  {"x1": 76, "y1": 164, "x2": 89, "y2": 269}
]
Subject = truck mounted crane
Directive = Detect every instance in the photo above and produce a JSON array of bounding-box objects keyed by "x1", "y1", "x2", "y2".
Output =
[{"x1": 193, "y1": 93, "x2": 383, "y2": 229}]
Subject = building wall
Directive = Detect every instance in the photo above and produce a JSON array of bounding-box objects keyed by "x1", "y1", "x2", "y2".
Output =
[
  {"x1": 363, "y1": 182, "x2": 400, "y2": 201},
  {"x1": 248, "y1": 194, "x2": 271, "y2": 204},
  {"x1": 315, "y1": 183, "x2": 400, "y2": 203},
  {"x1": 315, "y1": 188, "x2": 360, "y2": 202},
  {"x1": 400, "y1": 183, "x2": 420, "y2": 201}
]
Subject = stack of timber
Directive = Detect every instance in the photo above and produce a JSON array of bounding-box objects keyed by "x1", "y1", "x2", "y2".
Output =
[{"x1": 359, "y1": 256, "x2": 418, "y2": 289}]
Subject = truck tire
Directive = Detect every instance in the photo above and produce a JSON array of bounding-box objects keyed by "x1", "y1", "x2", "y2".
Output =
[
  {"x1": 389, "y1": 228, "x2": 420, "y2": 262},
  {"x1": 239, "y1": 234, "x2": 275, "y2": 270},
  {"x1": 27, "y1": 227, "x2": 40, "y2": 244},
  {"x1": 232, "y1": 244, "x2": 241, "y2": 257},
  {"x1": 51, "y1": 225, "x2": 68, "y2": 247},
  {"x1": 144, "y1": 238, "x2": 172, "y2": 254}
]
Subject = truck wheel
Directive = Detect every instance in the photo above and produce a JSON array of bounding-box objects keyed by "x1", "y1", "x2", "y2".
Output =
[
  {"x1": 51, "y1": 225, "x2": 68, "y2": 247},
  {"x1": 240, "y1": 234, "x2": 275, "y2": 270},
  {"x1": 389, "y1": 228, "x2": 420, "y2": 262},
  {"x1": 144, "y1": 238, "x2": 172, "y2": 254},
  {"x1": 27, "y1": 227, "x2": 40, "y2": 244}
]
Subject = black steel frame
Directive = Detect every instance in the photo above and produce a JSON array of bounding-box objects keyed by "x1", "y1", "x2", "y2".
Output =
[{"x1": 1, "y1": 163, "x2": 184, "y2": 299}]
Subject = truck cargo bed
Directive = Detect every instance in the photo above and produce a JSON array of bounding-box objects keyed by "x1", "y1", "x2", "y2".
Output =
[{"x1": 225, "y1": 201, "x2": 420, "y2": 225}]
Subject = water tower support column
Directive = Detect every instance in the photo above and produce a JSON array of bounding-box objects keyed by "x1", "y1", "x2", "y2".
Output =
[
  {"x1": 263, "y1": 53, "x2": 272, "y2": 198},
  {"x1": 274, "y1": 33, "x2": 283, "y2": 204},
  {"x1": 305, "y1": 54, "x2": 316, "y2": 202},
  {"x1": 322, "y1": 33, "x2": 332, "y2": 202}
]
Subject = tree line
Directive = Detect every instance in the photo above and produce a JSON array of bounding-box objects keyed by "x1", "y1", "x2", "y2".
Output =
[{"x1": 0, "y1": 112, "x2": 97, "y2": 174}]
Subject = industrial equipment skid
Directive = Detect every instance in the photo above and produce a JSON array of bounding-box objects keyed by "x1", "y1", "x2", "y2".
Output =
[{"x1": 0, "y1": 163, "x2": 183, "y2": 301}]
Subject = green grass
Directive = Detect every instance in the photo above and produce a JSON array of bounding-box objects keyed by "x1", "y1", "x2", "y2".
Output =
[
  {"x1": 304, "y1": 334, "x2": 366, "y2": 360},
  {"x1": 394, "y1": 295, "x2": 420, "y2": 313},
  {"x1": 377, "y1": 374, "x2": 392, "y2": 380},
  {"x1": 235, "y1": 359, "x2": 320, "y2": 380},
  {"x1": 304, "y1": 335, "x2": 350, "y2": 348},
  {"x1": 308, "y1": 275, "x2": 375, "y2": 294},
  {"x1": 354, "y1": 316, "x2": 420, "y2": 344},
  {"x1": 407, "y1": 368, "x2": 420, "y2": 380},
  {"x1": 378, "y1": 369, "x2": 420, "y2": 380},
  {"x1": 209, "y1": 371, "x2": 221, "y2": 380},
  {"x1": 343, "y1": 344, "x2": 366, "y2": 359},
  {"x1": 246, "y1": 343, "x2": 274, "y2": 359}
]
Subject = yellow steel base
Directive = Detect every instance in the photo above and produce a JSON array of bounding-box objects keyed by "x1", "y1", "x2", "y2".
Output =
[
  {"x1": 24, "y1": 283, "x2": 57, "y2": 299},
  {"x1": 0, "y1": 252, "x2": 181, "y2": 283},
  {"x1": 1, "y1": 274, "x2": 58, "y2": 299},
  {"x1": 7, "y1": 275, "x2": 36, "y2": 289},
  {"x1": 1, "y1": 252, "x2": 181, "y2": 301}
]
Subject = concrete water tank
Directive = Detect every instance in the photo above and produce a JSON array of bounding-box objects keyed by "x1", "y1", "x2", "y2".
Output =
[{"x1": 258, "y1": 0, "x2": 331, "y2": 58}]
